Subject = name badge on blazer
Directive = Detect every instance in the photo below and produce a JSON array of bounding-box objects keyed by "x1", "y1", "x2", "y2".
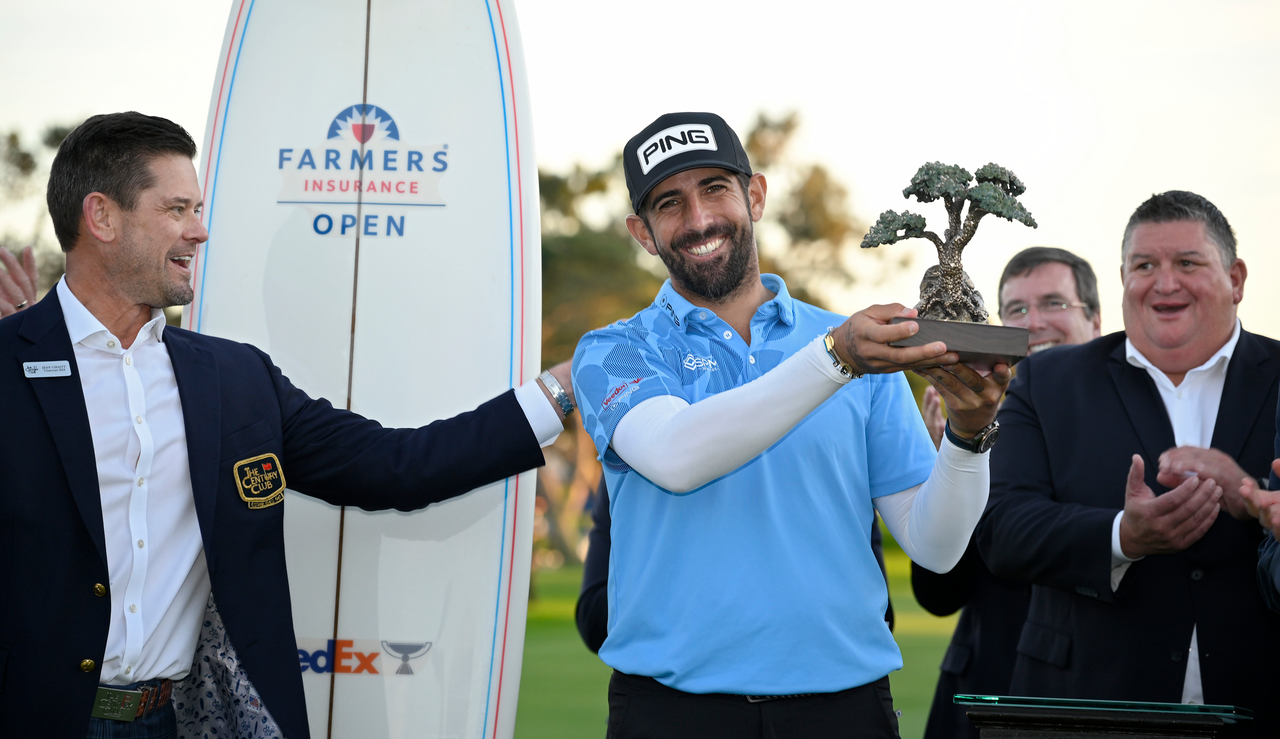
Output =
[
  {"x1": 23, "y1": 360, "x2": 71, "y2": 378},
  {"x1": 234, "y1": 453, "x2": 286, "y2": 509}
]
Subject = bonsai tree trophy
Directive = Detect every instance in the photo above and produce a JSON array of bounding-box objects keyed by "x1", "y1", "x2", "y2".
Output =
[{"x1": 860, "y1": 162, "x2": 1035, "y2": 368}]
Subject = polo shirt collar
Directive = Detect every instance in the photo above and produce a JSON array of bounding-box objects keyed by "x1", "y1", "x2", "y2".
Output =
[
  {"x1": 653, "y1": 273, "x2": 797, "y2": 332},
  {"x1": 57, "y1": 276, "x2": 167, "y2": 346},
  {"x1": 758, "y1": 274, "x2": 797, "y2": 327},
  {"x1": 1125, "y1": 318, "x2": 1240, "y2": 380}
]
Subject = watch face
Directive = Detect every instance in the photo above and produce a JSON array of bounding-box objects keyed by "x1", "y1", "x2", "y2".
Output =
[{"x1": 977, "y1": 424, "x2": 1000, "y2": 453}]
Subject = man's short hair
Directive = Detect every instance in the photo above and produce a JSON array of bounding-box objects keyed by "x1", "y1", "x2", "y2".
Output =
[
  {"x1": 47, "y1": 112, "x2": 197, "y2": 251},
  {"x1": 1121, "y1": 190, "x2": 1236, "y2": 268},
  {"x1": 998, "y1": 246, "x2": 1100, "y2": 320}
]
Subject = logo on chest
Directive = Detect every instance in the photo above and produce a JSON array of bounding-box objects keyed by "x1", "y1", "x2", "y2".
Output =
[
  {"x1": 683, "y1": 353, "x2": 718, "y2": 372},
  {"x1": 234, "y1": 453, "x2": 286, "y2": 509}
]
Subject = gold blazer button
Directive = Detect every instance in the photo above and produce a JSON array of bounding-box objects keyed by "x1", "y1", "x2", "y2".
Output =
[
  {"x1": 80, "y1": 659, "x2": 96, "y2": 672},
  {"x1": 93, "y1": 583, "x2": 107, "y2": 597}
]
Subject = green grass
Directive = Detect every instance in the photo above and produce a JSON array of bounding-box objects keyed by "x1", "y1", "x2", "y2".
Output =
[{"x1": 515, "y1": 552, "x2": 957, "y2": 739}]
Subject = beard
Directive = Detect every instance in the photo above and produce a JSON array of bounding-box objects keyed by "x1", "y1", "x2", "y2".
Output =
[
  {"x1": 656, "y1": 219, "x2": 756, "y2": 302},
  {"x1": 110, "y1": 225, "x2": 195, "y2": 309}
]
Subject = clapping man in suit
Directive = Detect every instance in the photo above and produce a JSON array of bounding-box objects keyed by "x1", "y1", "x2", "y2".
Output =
[
  {"x1": 0, "y1": 112, "x2": 577, "y2": 738},
  {"x1": 978, "y1": 191, "x2": 1280, "y2": 736},
  {"x1": 914, "y1": 247, "x2": 1101, "y2": 739}
]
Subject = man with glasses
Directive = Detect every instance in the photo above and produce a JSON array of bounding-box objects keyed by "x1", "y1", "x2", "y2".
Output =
[
  {"x1": 998, "y1": 247, "x2": 1102, "y2": 355},
  {"x1": 977, "y1": 192, "x2": 1280, "y2": 736},
  {"x1": 915, "y1": 247, "x2": 1101, "y2": 739}
]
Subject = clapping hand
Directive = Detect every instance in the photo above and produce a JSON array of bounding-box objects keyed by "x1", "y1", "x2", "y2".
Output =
[{"x1": 0, "y1": 245, "x2": 38, "y2": 317}]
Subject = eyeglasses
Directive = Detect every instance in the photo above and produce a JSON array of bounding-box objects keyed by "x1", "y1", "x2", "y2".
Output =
[{"x1": 1000, "y1": 300, "x2": 1090, "y2": 325}]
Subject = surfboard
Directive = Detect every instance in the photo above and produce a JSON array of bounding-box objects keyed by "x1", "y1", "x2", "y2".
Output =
[{"x1": 186, "y1": 1, "x2": 540, "y2": 737}]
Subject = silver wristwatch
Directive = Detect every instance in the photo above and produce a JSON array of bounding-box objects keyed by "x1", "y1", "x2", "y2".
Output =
[{"x1": 538, "y1": 370, "x2": 575, "y2": 417}]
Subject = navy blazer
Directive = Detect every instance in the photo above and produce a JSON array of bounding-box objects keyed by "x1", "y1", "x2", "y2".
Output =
[
  {"x1": 977, "y1": 330, "x2": 1280, "y2": 737},
  {"x1": 0, "y1": 291, "x2": 545, "y2": 739}
]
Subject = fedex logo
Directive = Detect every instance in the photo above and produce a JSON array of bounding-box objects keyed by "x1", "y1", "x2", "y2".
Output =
[
  {"x1": 298, "y1": 639, "x2": 379, "y2": 674},
  {"x1": 296, "y1": 637, "x2": 431, "y2": 676},
  {"x1": 637, "y1": 124, "x2": 717, "y2": 175}
]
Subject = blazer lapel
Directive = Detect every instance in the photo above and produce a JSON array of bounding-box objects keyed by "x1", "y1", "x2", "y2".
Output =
[
  {"x1": 18, "y1": 291, "x2": 108, "y2": 567},
  {"x1": 1211, "y1": 329, "x2": 1278, "y2": 460},
  {"x1": 164, "y1": 328, "x2": 222, "y2": 573},
  {"x1": 1107, "y1": 339, "x2": 1177, "y2": 486}
]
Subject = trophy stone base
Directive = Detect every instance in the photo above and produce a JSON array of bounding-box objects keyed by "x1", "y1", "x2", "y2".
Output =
[{"x1": 889, "y1": 317, "x2": 1028, "y2": 369}]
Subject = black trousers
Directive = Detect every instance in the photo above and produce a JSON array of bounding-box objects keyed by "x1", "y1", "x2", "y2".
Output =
[{"x1": 606, "y1": 671, "x2": 901, "y2": 739}]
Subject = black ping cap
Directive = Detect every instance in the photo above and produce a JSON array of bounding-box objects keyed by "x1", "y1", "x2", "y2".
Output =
[{"x1": 624, "y1": 112, "x2": 752, "y2": 214}]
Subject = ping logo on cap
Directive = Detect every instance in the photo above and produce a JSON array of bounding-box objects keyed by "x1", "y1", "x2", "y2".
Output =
[{"x1": 637, "y1": 124, "x2": 718, "y2": 175}]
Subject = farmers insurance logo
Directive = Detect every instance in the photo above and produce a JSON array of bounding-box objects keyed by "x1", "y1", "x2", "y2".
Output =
[
  {"x1": 637, "y1": 123, "x2": 717, "y2": 175},
  {"x1": 277, "y1": 104, "x2": 449, "y2": 239}
]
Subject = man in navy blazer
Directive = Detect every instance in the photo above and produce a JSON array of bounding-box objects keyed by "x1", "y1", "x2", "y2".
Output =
[
  {"x1": 0, "y1": 113, "x2": 573, "y2": 738},
  {"x1": 977, "y1": 191, "x2": 1280, "y2": 736}
]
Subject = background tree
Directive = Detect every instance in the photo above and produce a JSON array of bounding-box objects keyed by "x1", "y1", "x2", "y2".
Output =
[
  {"x1": 860, "y1": 161, "x2": 1036, "y2": 322},
  {"x1": 0, "y1": 123, "x2": 76, "y2": 293}
]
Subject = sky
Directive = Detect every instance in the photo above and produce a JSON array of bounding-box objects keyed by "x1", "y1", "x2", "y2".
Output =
[{"x1": 3, "y1": 0, "x2": 1279, "y2": 337}]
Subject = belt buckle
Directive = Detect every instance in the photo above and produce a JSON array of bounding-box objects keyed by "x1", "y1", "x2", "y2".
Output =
[{"x1": 91, "y1": 686, "x2": 142, "y2": 722}]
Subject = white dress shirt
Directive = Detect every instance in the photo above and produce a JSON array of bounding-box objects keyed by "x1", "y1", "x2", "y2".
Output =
[
  {"x1": 1109, "y1": 319, "x2": 1241, "y2": 704},
  {"x1": 57, "y1": 277, "x2": 563, "y2": 685}
]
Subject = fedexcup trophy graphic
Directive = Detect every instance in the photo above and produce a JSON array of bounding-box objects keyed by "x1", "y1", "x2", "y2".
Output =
[
  {"x1": 381, "y1": 641, "x2": 432, "y2": 675},
  {"x1": 860, "y1": 162, "x2": 1035, "y2": 367}
]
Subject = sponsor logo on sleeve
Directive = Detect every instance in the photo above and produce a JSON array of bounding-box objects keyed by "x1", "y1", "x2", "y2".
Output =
[
  {"x1": 602, "y1": 378, "x2": 643, "y2": 409},
  {"x1": 637, "y1": 123, "x2": 718, "y2": 175}
]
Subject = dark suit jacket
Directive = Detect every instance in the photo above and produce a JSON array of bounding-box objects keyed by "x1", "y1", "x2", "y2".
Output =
[
  {"x1": 0, "y1": 292, "x2": 545, "y2": 739},
  {"x1": 976, "y1": 330, "x2": 1280, "y2": 737},
  {"x1": 1256, "y1": 412, "x2": 1280, "y2": 614},
  {"x1": 912, "y1": 541, "x2": 1030, "y2": 739}
]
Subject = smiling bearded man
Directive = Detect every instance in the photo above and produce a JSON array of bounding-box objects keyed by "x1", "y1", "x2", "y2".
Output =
[
  {"x1": 571, "y1": 112, "x2": 1013, "y2": 738},
  {"x1": 977, "y1": 191, "x2": 1280, "y2": 737}
]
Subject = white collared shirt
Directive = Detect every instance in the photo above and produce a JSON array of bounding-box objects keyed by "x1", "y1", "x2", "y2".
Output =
[
  {"x1": 1109, "y1": 318, "x2": 1241, "y2": 705},
  {"x1": 58, "y1": 278, "x2": 208, "y2": 684},
  {"x1": 57, "y1": 277, "x2": 565, "y2": 685}
]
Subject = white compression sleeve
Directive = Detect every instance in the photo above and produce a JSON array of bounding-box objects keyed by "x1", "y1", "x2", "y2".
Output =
[
  {"x1": 610, "y1": 335, "x2": 849, "y2": 493},
  {"x1": 873, "y1": 438, "x2": 990, "y2": 573}
]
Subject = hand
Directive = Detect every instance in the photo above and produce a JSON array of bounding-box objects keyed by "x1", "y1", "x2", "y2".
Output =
[
  {"x1": 1240, "y1": 463, "x2": 1280, "y2": 534},
  {"x1": 1157, "y1": 446, "x2": 1252, "y2": 520},
  {"x1": 831, "y1": 304, "x2": 958, "y2": 375},
  {"x1": 0, "y1": 245, "x2": 38, "y2": 317},
  {"x1": 1119, "y1": 454, "x2": 1220, "y2": 558},
  {"x1": 911, "y1": 361, "x2": 1010, "y2": 438},
  {"x1": 539, "y1": 360, "x2": 576, "y2": 422},
  {"x1": 921, "y1": 386, "x2": 945, "y2": 450}
]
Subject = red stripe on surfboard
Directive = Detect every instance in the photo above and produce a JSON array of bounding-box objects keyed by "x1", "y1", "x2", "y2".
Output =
[
  {"x1": 491, "y1": 0, "x2": 525, "y2": 734},
  {"x1": 189, "y1": 0, "x2": 248, "y2": 329}
]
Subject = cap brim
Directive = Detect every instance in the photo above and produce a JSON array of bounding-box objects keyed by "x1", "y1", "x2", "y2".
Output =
[{"x1": 633, "y1": 157, "x2": 752, "y2": 213}]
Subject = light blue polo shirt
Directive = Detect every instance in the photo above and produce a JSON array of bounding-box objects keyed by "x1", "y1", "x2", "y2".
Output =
[{"x1": 572, "y1": 275, "x2": 936, "y2": 695}]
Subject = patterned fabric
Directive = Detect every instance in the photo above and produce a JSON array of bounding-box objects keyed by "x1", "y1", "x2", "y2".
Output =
[{"x1": 174, "y1": 594, "x2": 282, "y2": 739}]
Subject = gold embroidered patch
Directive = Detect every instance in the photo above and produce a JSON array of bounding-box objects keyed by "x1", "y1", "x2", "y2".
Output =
[{"x1": 234, "y1": 453, "x2": 286, "y2": 509}]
